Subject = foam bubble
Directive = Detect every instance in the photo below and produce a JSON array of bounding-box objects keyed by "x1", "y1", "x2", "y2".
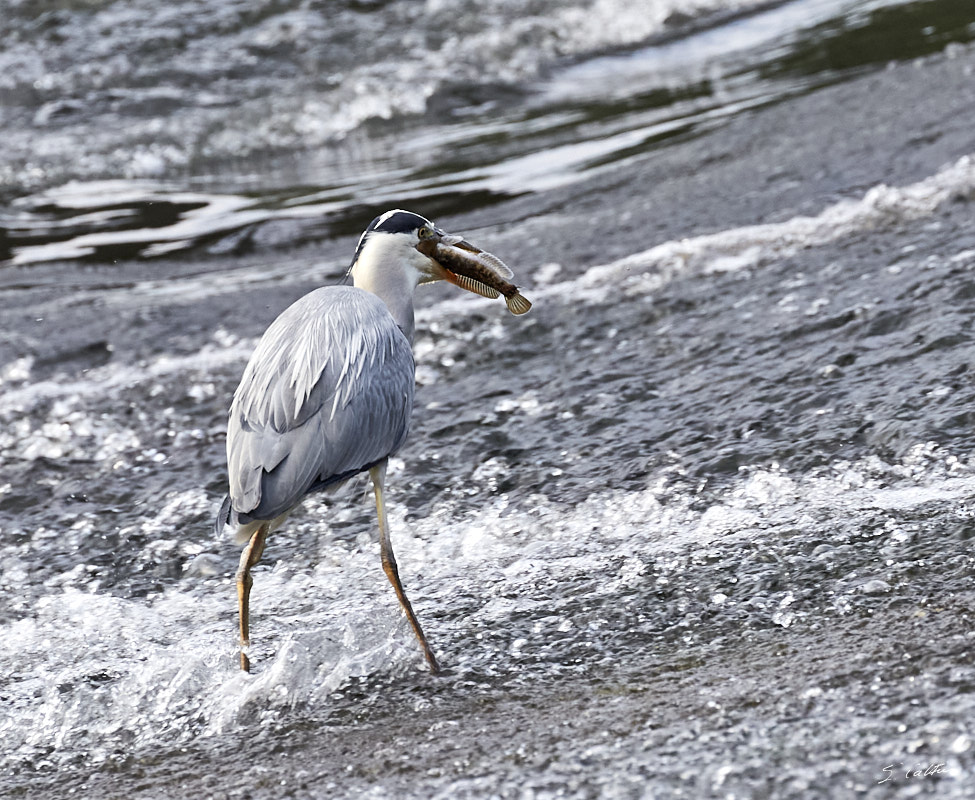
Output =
[{"x1": 557, "y1": 154, "x2": 975, "y2": 303}]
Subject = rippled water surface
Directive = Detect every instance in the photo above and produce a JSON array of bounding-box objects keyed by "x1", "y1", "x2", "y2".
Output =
[
  {"x1": 3, "y1": 0, "x2": 974, "y2": 264},
  {"x1": 3, "y1": 0, "x2": 975, "y2": 798}
]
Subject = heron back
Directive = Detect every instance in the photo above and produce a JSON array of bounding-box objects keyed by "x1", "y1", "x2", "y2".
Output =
[{"x1": 223, "y1": 286, "x2": 415, "y2": 529}]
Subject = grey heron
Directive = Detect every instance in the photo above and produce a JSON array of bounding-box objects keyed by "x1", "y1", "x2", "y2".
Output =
[{"x1": 215, "y1": 209, "x2": 530, "y2": 673}]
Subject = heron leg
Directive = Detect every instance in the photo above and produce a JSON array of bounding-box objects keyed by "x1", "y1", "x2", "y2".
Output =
[
  {"x1": 370, "y1": 463, "x2": 441, "y2": 674},
  {"x1": 236, "y1": 522, "x2": 269, "y2": 672}
]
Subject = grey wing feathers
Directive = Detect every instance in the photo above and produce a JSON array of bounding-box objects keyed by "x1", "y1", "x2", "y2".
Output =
[{"x1": 225, "y1": 286, "x2": 414, "y2": 525}]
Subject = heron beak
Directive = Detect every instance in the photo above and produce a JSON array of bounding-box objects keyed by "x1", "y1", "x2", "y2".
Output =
[{"x1": 438, "y1": 232, "x2": 482, "y2": 253}]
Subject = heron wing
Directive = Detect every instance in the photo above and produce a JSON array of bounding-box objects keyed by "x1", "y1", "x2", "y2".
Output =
[{"x1": 226, "y1": 286, "x2": 414, "y2": 523}]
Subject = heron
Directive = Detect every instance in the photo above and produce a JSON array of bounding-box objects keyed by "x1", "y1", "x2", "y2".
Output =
[{"x1": 215, "y1": 209, "x2": 530, "y2": 673}]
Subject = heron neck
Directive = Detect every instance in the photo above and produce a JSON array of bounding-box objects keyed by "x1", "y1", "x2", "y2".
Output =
[{"x1": 351, "y1": 259, "x2": 419, "y2": 343}]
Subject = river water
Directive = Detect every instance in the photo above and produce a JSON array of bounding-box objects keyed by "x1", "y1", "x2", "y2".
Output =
[{"x1": 2, "y1": 0, "x2": 975, "y2": 798}]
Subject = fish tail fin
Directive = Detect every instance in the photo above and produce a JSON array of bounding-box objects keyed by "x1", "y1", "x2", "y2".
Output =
[{"x1": 505, "y1": 292, "x2": 532, "y2": 315}]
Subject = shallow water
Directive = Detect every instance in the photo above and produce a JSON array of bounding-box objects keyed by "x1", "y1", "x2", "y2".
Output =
[{"x1": 3, "y1": 0, "x2": 975, "y2": 798}]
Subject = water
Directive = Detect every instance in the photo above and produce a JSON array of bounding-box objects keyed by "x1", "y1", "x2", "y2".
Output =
[
  {"x1": 3, "y1": 0, "x2": 975, "y2": 797},
  {"x1": 3, "y1": 0, "x2": 974, "y2": 264}
]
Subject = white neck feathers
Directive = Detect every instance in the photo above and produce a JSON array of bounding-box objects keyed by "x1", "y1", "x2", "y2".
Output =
[{"x1": 350, "y1": 232, "x2": 428, "y2": 343}]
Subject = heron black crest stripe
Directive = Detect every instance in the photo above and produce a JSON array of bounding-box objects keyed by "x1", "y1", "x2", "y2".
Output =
[
  {"x1": 371, "y1": 209, "x2": 431, "y2": 235},
  {"x1": 349, "y1": 209, "x2": 433, "y2": 270}
]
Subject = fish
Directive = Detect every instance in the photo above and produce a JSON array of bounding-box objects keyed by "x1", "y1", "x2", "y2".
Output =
[{"x1": 428, "y1": 241, "x2": 532, "y2": 315}]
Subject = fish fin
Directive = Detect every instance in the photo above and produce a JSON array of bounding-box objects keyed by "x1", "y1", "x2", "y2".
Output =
[
  {"x1": 478, "y1": 252, "x2": 514, "y2": 279},
  {"x1": 454, "y1": 273, "x2": 501, "y2": 299},
  {"x1": 505, "y1": 292, "x2": 532, "y2": 315}
]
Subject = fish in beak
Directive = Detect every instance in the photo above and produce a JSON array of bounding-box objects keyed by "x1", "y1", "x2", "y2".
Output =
[{"x1": 417, "y1": 229, "x2": 532, "y2": 316}]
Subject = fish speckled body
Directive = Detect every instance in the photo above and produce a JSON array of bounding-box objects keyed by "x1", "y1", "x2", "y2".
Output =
[{"x1": 419, "y1": 240, "x2": 532, "y2": 315}]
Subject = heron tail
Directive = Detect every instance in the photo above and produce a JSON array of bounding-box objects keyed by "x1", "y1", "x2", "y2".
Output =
[{"x1": 214, "y1": 494, "x2": 234, "y2": 537}]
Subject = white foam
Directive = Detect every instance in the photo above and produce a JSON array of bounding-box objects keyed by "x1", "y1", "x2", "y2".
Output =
[
  {"x1": 415, "y1": 153, "x2": 975, "y2": 325},
  {"x1": 0, "y1": 339, "x2": 248, "y2": 417},
  {"x1": 0, "y1": 0, "x2": 775, "y2": 206},
  {"x1": 561, "y1": 153, "x2": 975, "y2": 302},
  {"x1": 0, "y1": 442, "x2": 970, "y2": 770},
  {"x1": 539, "y1": 0, "x2": 890, "y2": 103}
]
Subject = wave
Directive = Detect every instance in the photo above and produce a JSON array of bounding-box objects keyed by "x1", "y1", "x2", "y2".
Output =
[{"x1": 1, "y1": 443, "x2": 968, "y2": 772}]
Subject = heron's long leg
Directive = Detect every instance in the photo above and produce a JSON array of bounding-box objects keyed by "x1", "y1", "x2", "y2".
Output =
[
  {"x1": 370, "y1": 463, "x2": 441, "y2": 674},
  {"x1": 236, "y1": 522, "x2": 269, "y2": 672}
]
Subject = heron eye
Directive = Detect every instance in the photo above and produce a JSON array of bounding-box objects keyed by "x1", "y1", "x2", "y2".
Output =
[{"x1": 418, "y1": 226, "x2": 435, "y2": 240}]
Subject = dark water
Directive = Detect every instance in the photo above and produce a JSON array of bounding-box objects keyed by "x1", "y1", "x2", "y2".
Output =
[
  {"x1": 3, "y1": 1, "x2": 975, "y2": 798},
  {"x1": 3, "y1": 0, "x2": 974, "y2": 265}
]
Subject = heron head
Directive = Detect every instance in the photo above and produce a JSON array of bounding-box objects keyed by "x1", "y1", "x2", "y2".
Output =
[{"x1": 349, "y1": 208, "x2": 491, "y2": 291}]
